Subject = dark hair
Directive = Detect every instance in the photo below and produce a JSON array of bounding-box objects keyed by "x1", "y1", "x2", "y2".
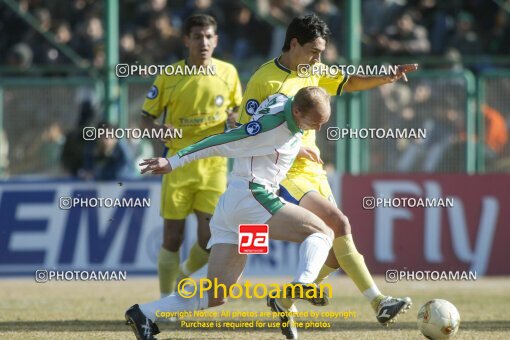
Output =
[
  {"x1": 184, "y1": 14, "x2": 217, "y2": 36},
  {"x1": 282, "y1": 14, "x2": 330, "y2": 52}
]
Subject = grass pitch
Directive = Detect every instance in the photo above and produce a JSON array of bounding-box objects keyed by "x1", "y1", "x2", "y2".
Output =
[{"x1": 1, "y1": 276, "x2": 509, "y2": 339}]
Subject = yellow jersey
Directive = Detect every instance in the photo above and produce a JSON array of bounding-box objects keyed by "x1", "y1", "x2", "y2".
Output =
[
  {"x1": 238, "y1": 57, "x2": 348, "y2": 176},
  {"x1": 142, "y1": 58, "x2": 243, "y2": 155}
]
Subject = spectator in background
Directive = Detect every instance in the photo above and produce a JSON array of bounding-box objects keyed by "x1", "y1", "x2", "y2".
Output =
[
  {"x1": 6, "y1": 43, "x2": 33, "y2": 72},
  {"x1": 422, "y1": 103, "x2": 466, "y2": 172},
  {"x1": 362, "y1": 0, "x2": 407, "y2": 55},
  {"x1": 376, "y1": 10, "x2": 430, "y2": 56},
  {"x1": 259, "y1": 0, "x2": 306, "y2": 58},
  {"x1": 39, "y1": 121, "x2": 66, "y2": 176},
  {"x1": 120, "y1": 30, "x2": 143, "y2": 64},
  {"x1": 488, "y1": 5, "x2": 510, "y2": 54},
  {"x1": 134, "y1": 0, "x2": 169, "y2": 27},
  {"x1": 24, "y1": 7, "x2": 53, "y2": 65},
  {"x1": 223, "y1": 1, "x2": 272, "y2": 66},
  {"x1": 38, "y1": 21, "x2": 75, "y2": 66},
  {"x1": 61, "y1": 100, "x2": 95, "y2": 177},
  {"x1": 483, "y1": 104, "x2": 508, "y2": 165},
  {"x1": 448, "y1": 12, "x2": 481, "y2": 55},
  {"x1": 137, "y1": 12, "x2": 183, "y2": 64},
  {"x1": 0, "y1": 0, "x2": 30, "y2": 62},
  {"x1": 310, "y1": 0, "x2": 342, "y2": 46},
  {"x1": 72, "y1": 15, "x2": 103, "y2": 64},
  {"x1": 82, "y1": 122, "x2": 136, "y2": 181}
]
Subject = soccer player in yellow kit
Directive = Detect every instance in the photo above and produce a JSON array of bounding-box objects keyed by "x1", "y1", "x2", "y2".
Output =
[
  {"x1": 238, "y1": 15, "x2": 417, "y2": 335},
  {"x1": 141, "y1": 14, "x2": 242, "y2": 297}
]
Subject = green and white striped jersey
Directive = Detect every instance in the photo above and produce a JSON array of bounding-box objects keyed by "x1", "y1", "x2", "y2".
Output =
[{"x1": 168, "y1": 94, "x2": 303, "y2": 191}]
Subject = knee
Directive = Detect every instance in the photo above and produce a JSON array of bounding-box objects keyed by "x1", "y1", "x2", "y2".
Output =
[
  {"x1": 163, "y1": 235, "x2": 183, "y2": 250},
  {"x1": 307, "y1": 219, "x2": 335, "y2": 242},
  {"x1": 321, "y1": 225, "x2": 335, "y2": 242},
  {"x1": 323, "y1": 209, "x2": 351, "y2": 237},
  {"x1": 197, "y1": 228, "x2": 211, "y2": 249},
  {"x1": 163, "y1": 227, "x2": 185, "y2": 251}
]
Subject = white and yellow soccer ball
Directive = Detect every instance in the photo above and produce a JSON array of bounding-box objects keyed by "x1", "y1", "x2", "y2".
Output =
[{"x1": 417, "y1": 299, "x2": 460, "y2": 339}]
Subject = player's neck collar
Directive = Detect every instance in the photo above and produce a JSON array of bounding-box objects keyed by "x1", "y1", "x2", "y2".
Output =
[
  {"x1": 275, "y1": 56, "x2": 291, "y2": 74},
  {"x1": 284, "y1": 97, "x2": 302, "y2": 134}
]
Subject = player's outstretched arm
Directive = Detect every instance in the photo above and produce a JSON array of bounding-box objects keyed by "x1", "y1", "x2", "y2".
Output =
[
  {"x1": 343, "y1": 64, "x2": 419, "y2": 92},
  {"x1": 139, "y1": 158, "x2": 172, "y2": 175}
]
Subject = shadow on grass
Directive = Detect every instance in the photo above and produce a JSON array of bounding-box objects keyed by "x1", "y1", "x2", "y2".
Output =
[{"x1": 1, "y1": 320, "x2": 509, "y2": 332}]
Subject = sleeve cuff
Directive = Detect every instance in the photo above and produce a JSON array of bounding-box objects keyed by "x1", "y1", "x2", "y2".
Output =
[
  {"x1": 336, "y1": 75, "x2": 350, "y2": 96},
  {"x1": 168, "y1": 155, "x2": 181, "y2": 170},
  {"x1": 142, "y1": 110, "x2": 157, "y2": 118}
]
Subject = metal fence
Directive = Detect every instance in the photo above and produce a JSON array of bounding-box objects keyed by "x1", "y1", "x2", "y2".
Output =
[
  {"x1": 477, "y1": 71, "x2": 510, "y2": 173},
  {"x1": 360, "y1": 70, "x2": 476, "y2": 173},
  {"x1": 0, "y1": 78, "x2": 101, "y2": 177},
  {"x1": 0, "y1": 70, "x2": 508, "y2": 177}
]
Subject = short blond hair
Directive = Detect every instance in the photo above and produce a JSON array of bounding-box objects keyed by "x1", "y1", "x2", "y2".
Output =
[{"x1": 294, "y1": 86, "x2": 330, "y2": 113}]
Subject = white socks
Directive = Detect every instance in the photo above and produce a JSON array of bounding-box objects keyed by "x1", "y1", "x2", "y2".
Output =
[
  {"x1": 294, "y1": 232, "x2": 333, "y2": 284},
  {"x1": 140, "y1": 292, "x2": 209, "y2": 322},
  {"x1": 363, "y1": 285, "x2": 382, "y2": 301}
]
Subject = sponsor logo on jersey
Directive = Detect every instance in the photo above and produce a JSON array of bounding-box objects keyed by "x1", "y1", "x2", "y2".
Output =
[
  {"x1": 245, "y1": 121, "x2": 262, "y2": 136},
  {"x1": 146, "y1": 85, "x2": 158, "y2": 99},
  {"x1": 215, "y1": 95, "x2": 224, "y2": 107},
  {"x1": 245, "y1": 99, "x2": 259, "y2": 115}
]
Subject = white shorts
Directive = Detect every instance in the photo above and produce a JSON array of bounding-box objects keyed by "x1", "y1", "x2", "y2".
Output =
[{"x1": 207, "y1": 179, "x2": 286, "y2": 248}]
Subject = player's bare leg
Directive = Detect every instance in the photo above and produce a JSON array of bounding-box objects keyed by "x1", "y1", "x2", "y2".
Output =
[
  {"x1": 175, "y1": 211, "x2": 212, "y2": 285},
  {"x1": 300, "y1": 191, "x2": 412, "y2": 325},
  {"x1": 196, "y1": 211, "x2": 212, "y2": 251},
  {"x1": 206, "y1": 244, "x2": 247, "y2": 306},
  {"x1": 159, "y1": 219, "x2": 186, "y2": 297}
]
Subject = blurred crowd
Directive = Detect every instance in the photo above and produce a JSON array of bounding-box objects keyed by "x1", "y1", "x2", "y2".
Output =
[
  {"x1": 1, "y1": 0, "x2": 510, "y2": 76},
  {"x1": 368, "y1": 78, "x2": 510, "y2": 173},
  {"x1": 0, "y1": 0, "x2": 509, "y2": 178}
]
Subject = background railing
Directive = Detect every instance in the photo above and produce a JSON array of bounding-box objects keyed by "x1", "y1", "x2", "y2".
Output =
[{"x1": 1, "y1": 70, "x2": 509, "y2": 177}]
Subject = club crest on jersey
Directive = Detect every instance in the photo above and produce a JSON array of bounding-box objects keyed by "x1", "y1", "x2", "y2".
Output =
[
  {"x1": 245, "y1": 99, "x2": 259, "y2": 115},
  {"x1": 245, "y1": 121, "x2": 262, "y2": 136},
  {"x1": 146, "y1": 85, "x2": 158, "y2": 99},
  {"x1": 215, "y1": 95, "x2": 224, "y2": 107}
]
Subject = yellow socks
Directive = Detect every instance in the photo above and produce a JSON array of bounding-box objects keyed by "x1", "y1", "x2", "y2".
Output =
[
  {"x1": 314, "y1": 264, "x2": 337, "y2": 284},
  {"x1": 333, "y1": 234, "x2": 383, "y2": 309},
  {"x1": 158, "y1": 243, "x2": 210, "y2": 297},
  {"x1": 279, "y1": 264, "x2": 337, "y2": 310},
  {"x1": 158, "y1": 247, "x2": 180, "y2": 297},
  {"x1": 180, "y1": 242, "x2": 210, "y2": 277}
]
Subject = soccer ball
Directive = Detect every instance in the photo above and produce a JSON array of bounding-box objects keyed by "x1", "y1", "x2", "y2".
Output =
[{"x1": 417, "y1": 299, "x2": 460, "y2": 339}]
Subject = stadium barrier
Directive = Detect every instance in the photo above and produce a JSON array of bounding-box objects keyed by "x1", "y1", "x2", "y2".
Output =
[
  {"x1": 477, "y1": 70, "x2": 510, "y2": 173},
  {"x1": 340, "y1": 173, "x2": 508, "y2": 275},
  {"x1": 1, "y1": 174, "x2": 508, "y2": 277},
  {"x1": 0, "y1": 77, "x2": 102, "y2": 176},
  {"x1": 2, "y1": 70, "x2": 508, "y2": 177},
  {"x1": 0, "y1": 179, "x2": 301, "y2": 277},
  {"x1": 360, "y1": 70, "x2": 477, "y2": 173}
]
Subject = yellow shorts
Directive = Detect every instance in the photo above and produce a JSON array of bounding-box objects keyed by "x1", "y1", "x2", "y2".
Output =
[
  {"x1": 279, "y1": 172, "x2": 337, "y2": 206},
  {"x1": 161, "y1": 156, "x2": 227, "y2": 219}
]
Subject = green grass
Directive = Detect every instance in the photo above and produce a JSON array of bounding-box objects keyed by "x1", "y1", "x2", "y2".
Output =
[{"x1": 1, "y1": 276, "x2": 509, "y2": 339}]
